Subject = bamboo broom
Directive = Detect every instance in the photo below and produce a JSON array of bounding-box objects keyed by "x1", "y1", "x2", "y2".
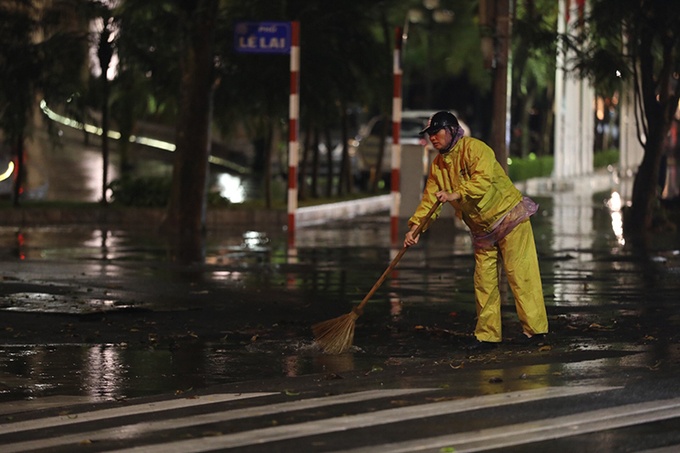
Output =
[{"x1": 312, "y1": 200, "x2": 442, "y2": 354}]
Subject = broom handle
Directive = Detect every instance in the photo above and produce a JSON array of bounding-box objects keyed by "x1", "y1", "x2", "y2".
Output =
[{"x1": 354, "y1": 200, "x2": 442, "y2": 313}]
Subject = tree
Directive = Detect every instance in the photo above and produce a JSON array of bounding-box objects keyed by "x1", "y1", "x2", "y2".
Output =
[
  {"x1": 0, "y1": 0, "x2": 87, "y2": 206},
  {"x1": 163, "y1": 0, "x2": 218, "y2": 262},
  {"x1": 511, "y1": 0, "x2": 558, "y2": 158},
  {"x1": 210, "y1": 0, "x2": 398, "y2": 202},
  {"x1": 95, "y1": 3, "x2": 114, "y2": 204},
  {"x1": 569, "y1": 0, "x2": 680, "y2": 246}
]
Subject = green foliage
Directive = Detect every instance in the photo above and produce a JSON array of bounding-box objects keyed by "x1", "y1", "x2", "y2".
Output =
[
  {"x1": 108, "y1": 175, "x2": 172, "y2": 207},
  {"x1": 593, "y1": 148, "x2": 619, "y2": 168},
  {"x1": 508, "y1": 149, "x2": 620, "y2": 182},
  {"x1": 0, "y1": 1, "x2": 86, "y2": 139},
  {"x1": 507, "y1": 154, "x2": 554, "y2": 181},
  {"x1": 109, "y1": 175, "x2": 232, "y2": 207}
]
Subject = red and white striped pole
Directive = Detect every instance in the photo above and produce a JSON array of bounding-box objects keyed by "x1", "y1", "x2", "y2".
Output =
[
  {"x1": 287, "y1": 21, "x2": 300, "y2": 248},
  {"x1": 390, "y1": 26, "x2": 403, "y2": 244}
]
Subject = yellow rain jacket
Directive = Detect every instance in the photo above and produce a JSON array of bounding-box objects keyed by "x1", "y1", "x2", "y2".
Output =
[
  {"x1": 408, "y1": 136, "x2": 522, "y2": 234},
  {"x1": 408, "y1": 135, "x2": 548, "y2": 342}
]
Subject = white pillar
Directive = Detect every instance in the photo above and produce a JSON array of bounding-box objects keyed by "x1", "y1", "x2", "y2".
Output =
[{"x1": 553, "y1": 0, "x2": 594, "y2": 181}]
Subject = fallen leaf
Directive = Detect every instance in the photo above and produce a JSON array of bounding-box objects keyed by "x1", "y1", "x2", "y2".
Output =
[
  {"x1": 323, "y1": 373, "x2": 343, "y2": 380},
  {"x1": 648, "y1": 361, "x2": 662, "y2": 371}
]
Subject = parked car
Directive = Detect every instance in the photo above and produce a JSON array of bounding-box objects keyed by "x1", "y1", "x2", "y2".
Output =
[{"x1": 350, "y1": 110, "x2": 470, "y2": 189}]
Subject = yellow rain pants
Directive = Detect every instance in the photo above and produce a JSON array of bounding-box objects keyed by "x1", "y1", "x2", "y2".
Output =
[
  {"x1": 408, "y1": 136, "x2": 549, "y2": 342},
  {"x1": 473, "y1": 219, "x2": 548, "y2": 342}
]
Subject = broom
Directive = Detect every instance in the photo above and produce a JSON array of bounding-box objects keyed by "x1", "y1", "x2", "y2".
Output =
[{"x1": 312, "y1": 200, "x2": 442, "y2": 354}]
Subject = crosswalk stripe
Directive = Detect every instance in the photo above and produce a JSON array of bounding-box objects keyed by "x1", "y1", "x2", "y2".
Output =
[
  {"x1": 0, "y1": 392, "x2": 275, "y2": 435},
  {"x1": 0, "y1": 396, "x2": 95, "y2": 416},
  {"x1": 342, "y1": 396, "x2": 680, "y2": 453},
  {"x1": 639, "y1": 445, "x2": 680, "y2": 453},
  {"x1": 113, "y1": 385, "x2": 618, "y2": 453},
  {"x1": 0, "y1": 388, "x2": 434, "y2": 453}
]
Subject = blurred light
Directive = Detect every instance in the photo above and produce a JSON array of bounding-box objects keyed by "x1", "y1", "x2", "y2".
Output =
[
  {"x1": 0, "y1": 161, "x2": 14, "y2": 181},
  {"x1": 216, "y1": 173, "x2": 246, "y2": 203},
  {"x1": 423, "y1": 0, "x2": 440, "y2": 10},
  {"x1": 41, "y1": 100, "x2": 248, "y2": 174},
  {"x1": 407, "y1": 8, "x2": 425, "y2": 23},
  {"x1": 242, "y1": 231, "x2": 270, "y2": 250},
  {"x1": 132, "y1": 135, "x2": 175, "y2": 152},
  {"x1": 606, "y1": 191, "x2": 625, "y2": 246},
  {"x1": 596, "y1": 97, "x2": 605, "y2": 120},
  {"x1": 433, "y1": 10, "x2": 454, "y2": 23}
]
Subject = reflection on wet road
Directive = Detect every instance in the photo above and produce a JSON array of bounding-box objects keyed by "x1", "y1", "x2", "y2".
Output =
[{"x1": 0, "y1": 186, "x2": 679, "y2": 403}]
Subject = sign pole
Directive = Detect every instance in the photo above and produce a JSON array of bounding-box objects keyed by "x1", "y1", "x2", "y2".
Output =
[{"x1": 287, "y1": 21, "x2": 300, "y2": 247}]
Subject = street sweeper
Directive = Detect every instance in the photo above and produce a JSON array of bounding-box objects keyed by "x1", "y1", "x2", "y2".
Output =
[{"x1": 404, "y1": 111, "x2": 549, "y2": 350}]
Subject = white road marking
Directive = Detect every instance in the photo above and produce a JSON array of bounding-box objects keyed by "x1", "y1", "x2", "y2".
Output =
[
  {"x1": 343, "y1": 396, "x2": 680, "y2": 452},
  {"x1": 638, "y1": 446, "x2": 680, "y2": 453},
  {"x1": 0, "y1": 388, "x2": 434, "y2": 453},
  {"x1": 0, "y1": 393, "x2": 275, "y2": 435},
  {"x1": 112, "y1": 386, "x2": 618, "y2": 453},
  {"x1": 0, "y1": 395, "x2": 96, "y2": 416}
]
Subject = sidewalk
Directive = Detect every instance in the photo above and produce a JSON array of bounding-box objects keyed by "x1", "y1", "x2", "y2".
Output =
[{"x1": 0, "y1": 170, "x2": 616, "y2": 229}]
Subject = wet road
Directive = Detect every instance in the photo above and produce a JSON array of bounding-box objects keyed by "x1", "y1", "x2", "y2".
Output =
[
  {"x1": 1, "y1": 114, "x2": 680, "y2": 449},
  {"x1": 2, "y1": 381, "x2": 680, "y2": 452},
  {"x1": 0, "y1": 183, "x2": 679, "y2": 399}
]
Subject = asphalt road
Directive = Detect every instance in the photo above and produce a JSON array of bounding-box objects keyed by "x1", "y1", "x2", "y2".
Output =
[{"x1": 1, "y1": 112, "x2": 679, "y2": 450}]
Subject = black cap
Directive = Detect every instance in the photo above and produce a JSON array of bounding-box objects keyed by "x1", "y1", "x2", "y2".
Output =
[{"x1": 419, "y1": 111, "x2": 460, "y2": 135}]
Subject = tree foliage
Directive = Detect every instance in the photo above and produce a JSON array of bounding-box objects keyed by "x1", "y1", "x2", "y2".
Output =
[
  {"x1": 567, "y1": 0, "x2": 680, "y2": 245},
  {"x1": 511, "y1": 0, "x2": 558, "y2": 158},
  {"x1": 0, "y1": 0, "x2": 87, "y2": 205}
]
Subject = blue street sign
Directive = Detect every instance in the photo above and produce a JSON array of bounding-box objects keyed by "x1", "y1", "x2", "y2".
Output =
[{"x1": 234, "y1": 22, "x2": 292, "y2": 54}]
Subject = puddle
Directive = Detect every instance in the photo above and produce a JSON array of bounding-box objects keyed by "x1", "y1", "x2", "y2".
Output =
[{"x1": 0, "y1": 341, "x2": 373, "y2": 402}]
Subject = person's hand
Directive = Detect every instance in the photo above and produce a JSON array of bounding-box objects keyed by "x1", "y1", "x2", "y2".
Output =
[
  {"x1": 435, "y1": 190, "x2": 460, "y2": 203},
  {"x1": 404, "y1": 227, "x2": 419, "y2": 248}
]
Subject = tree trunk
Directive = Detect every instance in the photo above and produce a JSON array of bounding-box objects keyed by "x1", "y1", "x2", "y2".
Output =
[
  {"x1": 519, "y1": 87, "x2": 536, "y2": 158},
  {"x1": 371, "y1": 118, "x2": 388, "y2": 193},
  {"x1": 100, "y1": 77, "x2": 110, "y2": 204},
  {"x1": 539, "y1": 82, "x2": 554, "y2": 156},
  {"x1": 311, "y1": 128, "x2": 320, "y2": 198},
  {"x1": 626, "y1": 128, "x2": 665, "y2": 247},
  {"x1": 624, "y1": 26, "x2": 678, "y2": 248},
  {"x1": 263, "y1": 122, "x2": 273, "y2": 209},
  {"x1": 98, "y1": 25, "x2": 112, "y2": 205},
  {"x1": 298, "y1": 124, "x2": 310, "y2": 201},
  {"x1": 162, "y1": 0, "x2": 217, "y2": 263},
  {"x1": 338, "y1": 105, "x2": 352, "y2": 196},
  {"x1": 11, "y1": 133, "x2": 24, "y2": 207}
]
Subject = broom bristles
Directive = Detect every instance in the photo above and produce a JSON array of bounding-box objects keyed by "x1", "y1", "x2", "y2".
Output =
[{"x1": 312, "y1": 311, "x2": 359, "y2": 354}]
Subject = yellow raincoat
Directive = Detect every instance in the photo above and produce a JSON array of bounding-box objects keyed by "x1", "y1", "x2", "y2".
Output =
[{"x1": 408, "y1": 136, "x2": 548, "y2": 342}]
